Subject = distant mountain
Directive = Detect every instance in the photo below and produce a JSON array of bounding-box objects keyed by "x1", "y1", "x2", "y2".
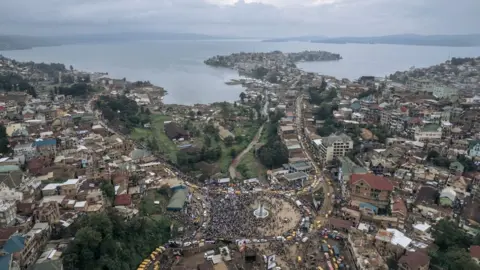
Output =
[
  {"x1": 310, "y1": 34, "x2": 480, "y2": 47},
  {"x1": 263, "y1": 36, "x2": 327, "y2": 42},
  {"x1": 0, "y1": 32, "x2": 235, "y2": 51},
  {"x1": 0, "y1": 35, "x2": 58, "y2": 50}
]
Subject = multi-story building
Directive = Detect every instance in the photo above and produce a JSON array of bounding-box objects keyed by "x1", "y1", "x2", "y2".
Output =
[
  {"x1": 432, "y1": 85, "x2": 458, "y2": 99},
  {"x1": 0, "y1": 200, "x2": 17, "y2": 227},
  {"x1": 350, "y1": 173, "x2": 393, "y2": 211},
  {"x1": 32, "y1": 139, "x2": 57, "y2": 156},
  {"x1": 413, "y1": 124, "x2": 442, "y2": 141},
  {"x1": 312, "y1": 133, "x2": 353, "y2": 163},
  {"x1": 34, "y1": 201, "x2": 60, "y2": 225},
  {"x1": 0, "y1": 183, "x2": 23, "y2": 201}
]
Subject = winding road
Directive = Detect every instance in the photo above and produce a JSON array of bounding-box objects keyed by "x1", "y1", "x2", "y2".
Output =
[{"x1": 228, "y1": 123, "x2": 265, "y2": 179}]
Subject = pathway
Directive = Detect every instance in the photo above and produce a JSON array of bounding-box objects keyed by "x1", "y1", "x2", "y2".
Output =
[{"x1": 228, "y1": 123, "x2": 265, "y2": 179}]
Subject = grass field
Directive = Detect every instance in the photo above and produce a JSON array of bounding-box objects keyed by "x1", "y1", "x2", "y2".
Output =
[
  {"x1": 130, "y1": 114, "x2": 178, "y2": 163},
  {"x1": 236, "y1": 149, "x2": 266, "y2": 180}
]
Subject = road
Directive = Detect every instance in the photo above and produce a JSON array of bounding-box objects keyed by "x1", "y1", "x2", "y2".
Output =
[
  {"x1": 294, "y1": 94, "x2": 333, "y2": 218},
  {"x1": 228, "y1": 123, "x2": 265, "y2": 179}
]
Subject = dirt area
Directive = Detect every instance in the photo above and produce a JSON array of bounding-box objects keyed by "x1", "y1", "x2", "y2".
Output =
[
  {"x1": 257, "y1": 196, "x2": 302, "y2": 236},
  {"x1": 249, "y1": 242, "x2": 302, "y2": 269}
]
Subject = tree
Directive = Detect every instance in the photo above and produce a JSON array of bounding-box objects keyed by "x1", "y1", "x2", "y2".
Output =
[
  {"x1": 100, "y1": 181, "x2": 115, "y2": 201},
  {"x1": 62, "y1": 211, "x2": 171, "y2": 270},
  {"x1": 224, "y1": 136, "x2": 234, "y2": 147},
  {"x1": 0, "y1": 124, "x2": 11, "y2": 154},
  {"x1": 430, "y1": 219, "x2": 480, "y2": 270}
]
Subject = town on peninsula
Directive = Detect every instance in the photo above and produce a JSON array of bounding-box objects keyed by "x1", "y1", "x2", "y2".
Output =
[{"x1": 0, "y1": 50, "x2": 479, "y2": 270}]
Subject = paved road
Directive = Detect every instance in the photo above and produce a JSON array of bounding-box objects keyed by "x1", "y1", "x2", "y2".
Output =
[
  {"x1": 294, "y1": 94, "x2": 333, "y2": 218},
  {"x1": 228, "y1": 123, "x2": 265, "y2": 179}
]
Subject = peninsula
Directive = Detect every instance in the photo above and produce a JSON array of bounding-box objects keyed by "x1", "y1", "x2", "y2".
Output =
[{"x1": 205, "y1": 50, "x2": 341, "y2": 82}]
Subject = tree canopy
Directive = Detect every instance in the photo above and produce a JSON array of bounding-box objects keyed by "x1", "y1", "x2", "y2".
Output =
[
  {"x1": 56, "y1": 83, "x2": 93, "y2": 97},
  {"x1": 430, "y1": 219, "x2": 480, "y2": 270},
  {"x1": 0, "y1": 73, "x2": 37, "y2": 97},
  {"x1": 257, "y1": 115, "x2": 289, "y2": 168},
  {"x1": 0, "y1": 124, "x2": 11, "y2": 155},
  {"x1": 95, "y1": 95, "x2": 150, "y2": 130},
  {"x1": 62, "y1": 210, "x2": 170, "y2": 270}
]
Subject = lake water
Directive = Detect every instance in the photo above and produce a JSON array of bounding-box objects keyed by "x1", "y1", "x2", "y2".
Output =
[{"x1": 2, "y1": 40, "x2": 479, "y2": 104}]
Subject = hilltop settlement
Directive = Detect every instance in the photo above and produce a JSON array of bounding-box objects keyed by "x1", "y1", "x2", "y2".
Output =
[{"x1": 0, "y1": 51, "x2": 480, "y2": 270}]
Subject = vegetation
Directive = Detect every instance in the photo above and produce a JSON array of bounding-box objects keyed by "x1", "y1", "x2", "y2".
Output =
[
  {"x1": 0, "y1": 73, "x2": 37, "y2": 97},
  {"x1": 0, "y1": 124, "x2": 11, "y2": 155},
  {"x1": 257, "y1": 112, "x2": 288, "y2": 168},
  {"x1": 62, "y1": 210, "x2": 171, "y2": 270},
  {"x1": 54, "y1": 83, "x2": 94, "y2": 97},
  {"x1": 95, "y1": 95, "x2": 150, "y2": 131},
  {"x1": 427, "y1": 150, "x2": 479, "y2": 172},
  {"x1": 430, "y1": 219, "x2": 480, "y2": 270}
]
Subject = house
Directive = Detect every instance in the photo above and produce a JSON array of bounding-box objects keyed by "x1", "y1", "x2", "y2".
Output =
[
  {"x1": 32, "y1": 138, "x2": 57, "y2": 155},
  {"x1": 166, "y1": 189, "x2": 188, "y2": 211},
  {"x1": 439, "y1": 187, "x2": 456, "y2": 207},
  {"x1": 470, "y1": 245, "x2": 480, "y2": 264},
  {"x1": 33, "y1": 248, "x2": 63, "y2": 270},
  {"x1": 13, "y1": 143, "x2": 37, "y2": 160},
  {"x1": 337, "y1": 156, "x2": 368, "y2": 182},
  {"x1": 398, "y1": 251, "x2": 430, "y2": 270},
  {"x1": 349, "y1": 173, "x2": 393, "y2": 211},
  {"x1": 114, "y1": 194, "x2": 132, "y2": 207},
  {"x1": 0, "y1": 200, "x2": 17, "y2": 227},
  {"x1": 449, "y1": 161, "x2": 465, "y2": 176},
  {"x1": 414, "y1": 124, "x2": 442, "y2": 141},
  {"x1": 164, "y1": 122, "x2": 189, "y2": 141},
  {"x1": 468, "y1": 140, "x2": 480, "y2": 158},
  {"x1": 0, "y1": 234, "x2": 25, "y2": 270}
]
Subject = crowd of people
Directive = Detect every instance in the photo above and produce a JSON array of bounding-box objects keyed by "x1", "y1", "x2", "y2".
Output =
[{"x1": 202, "y1": 191, "x2": 301, "y2": 239}]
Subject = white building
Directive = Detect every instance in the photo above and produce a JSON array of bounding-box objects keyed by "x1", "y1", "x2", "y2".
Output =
[
  {"x1": 414, "y1": 124, "x2": 442, "y2": 141},
  {"x1": 0, "y1": 183, "x2": 23, "y2": 201},
  {"x1": 432, "y1": 85, "x2": 457, "y2": 99},
  {"x1": 313, "y1": 133, "x2": 353, "y2": 163},
  {"x1": 13, "y1": 143, "x2": 37, "y2": 160},
  {"x1": 0, "y1": 200, "x2": 17, "y2": 227}
]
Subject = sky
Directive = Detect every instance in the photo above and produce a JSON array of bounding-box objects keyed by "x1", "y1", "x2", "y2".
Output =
[{"x1": 1, "y1": 0, "x2": 479, "y2": 37}]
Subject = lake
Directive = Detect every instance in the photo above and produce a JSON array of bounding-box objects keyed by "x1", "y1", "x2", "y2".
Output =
[{"x1": 2, "y1": 40, "x2": 479, "y2": 104}]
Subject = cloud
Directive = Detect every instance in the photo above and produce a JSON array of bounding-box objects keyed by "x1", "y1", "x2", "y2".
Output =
[{"x1": 0, "y1": 0, "x2": 478, "y2": 37}]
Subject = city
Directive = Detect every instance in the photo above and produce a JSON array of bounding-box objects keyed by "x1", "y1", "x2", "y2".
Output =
[{"x1": 0, "y1": 52, "x2": 480, "y2": 270}]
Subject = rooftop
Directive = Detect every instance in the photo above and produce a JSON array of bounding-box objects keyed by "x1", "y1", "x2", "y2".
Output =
[{"x1": 350, "y1": 173, "x2": 393, "y2": 191}]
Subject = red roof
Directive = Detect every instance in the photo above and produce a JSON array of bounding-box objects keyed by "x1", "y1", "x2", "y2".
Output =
[
  {"x1": 400, "y1": 106, "x2": 408, "y2": 112},
  {"x1": 114, "y1": 194, "x2": 132, "y2": 206},
  {"x1": 471, "y1": 245, "x2": 480, "y2": 259},
  {"x1": 392, "y1": 198, "x2": 407, "y2": 215},
  {"x1": 398, "y1": 251, "x2": 430, "y2": 269},
  {"x1": 351, "y1": 173, "x2": 394, "y2": 191}
]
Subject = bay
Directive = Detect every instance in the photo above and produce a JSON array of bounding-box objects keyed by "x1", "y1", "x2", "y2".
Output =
[{"x1": 1, "y1": 40, "x2": 479, "y2": 104}]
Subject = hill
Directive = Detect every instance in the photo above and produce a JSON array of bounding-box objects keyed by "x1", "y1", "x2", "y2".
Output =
[
  {"x1": 310, "y1": 34, "x2": 480, "y2": 47},
  {"x1": 0, "y1": 32, "x2": 231, "y2": 51}
]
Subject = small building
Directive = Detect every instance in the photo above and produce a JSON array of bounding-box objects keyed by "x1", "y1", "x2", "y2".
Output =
[
  {"x1": 167, "y1": 189, "x2": 188, "y2": 211},
  {"x1": 439, "y1": 187, "x2": 456, "y2": 207},
  {"x1": 114, "y1": 194, "x2": 132, "y2": 207},
  {"x1": 164, "y1": 122, "x2": 189, "y2": 141},
  {"x1": 398, "y1": 251, "x2": 430, "y2": 270},
  {"x1": 0, "y1": 200, "x2": 17, "y2": 227},
  {"x1": 283, "y1": 172, "x2": 309, "y2": 186}
]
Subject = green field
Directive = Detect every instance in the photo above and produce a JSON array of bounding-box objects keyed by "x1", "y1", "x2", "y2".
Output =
[
  {"x1": 130, "y1": 114, "x2": 178, "y2": 163},
  {"x1": 236, "y1": 150, "x2": 266, "y2": 180}
]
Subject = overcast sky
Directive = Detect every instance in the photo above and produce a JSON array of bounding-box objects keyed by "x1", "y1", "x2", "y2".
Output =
[{"x1": 1, "y1": 0, "x2": 478, "y2": 37}]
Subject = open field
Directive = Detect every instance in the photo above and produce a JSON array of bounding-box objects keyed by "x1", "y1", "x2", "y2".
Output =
[{"x1": 131, "y1": 114, "x2": 178, "y2": 162}]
